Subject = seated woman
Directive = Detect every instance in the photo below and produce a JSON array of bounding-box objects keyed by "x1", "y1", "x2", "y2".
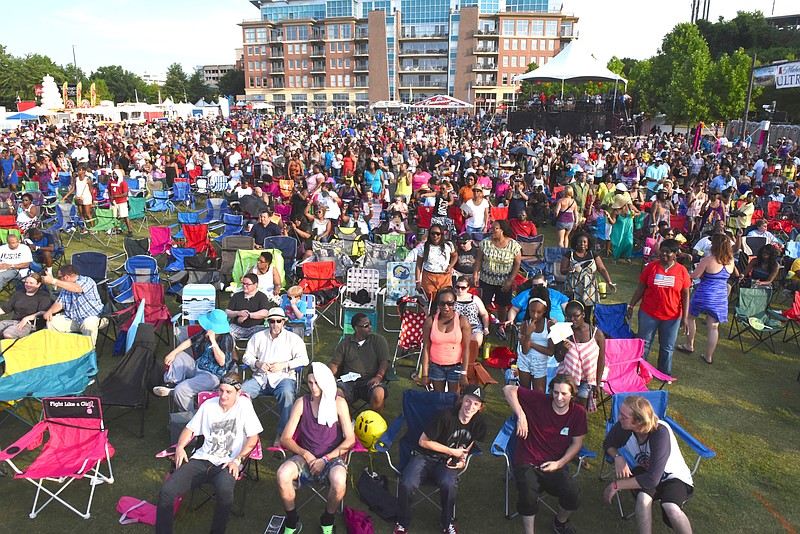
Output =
[
  {"x1": 306, "y1": 204, "x2": 333, "y2": 242},
  {"x1": 0, "y1": 273, "x2": 52, "y2": 339},
  {"x1": 740, "y1": 244, "x2": 780, "y2": 289},
  {"x1": 253, "y1": 251, "x2": 282, "y2": 299},
  {"x1": 153, "y1": 309, "x2": 236, "y2": 412},
  {"x1": 16, "y1": 193, "x2": 39, "y2": 233}
]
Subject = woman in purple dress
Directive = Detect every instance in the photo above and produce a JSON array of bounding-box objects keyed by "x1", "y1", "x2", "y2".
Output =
[{"x1": 678, "y1": 235, "x2": 736, "y2": 364}]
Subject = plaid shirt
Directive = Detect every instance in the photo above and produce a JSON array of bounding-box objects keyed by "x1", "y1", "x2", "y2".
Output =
[{"x1": 56, "y1": 275, "x2": 103, "y2": 323}]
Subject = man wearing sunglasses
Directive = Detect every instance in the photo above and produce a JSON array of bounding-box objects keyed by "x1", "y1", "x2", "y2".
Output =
[
  {"x1": 330, "y1": 312, "x2": 390, "y2": 413},
  {"x1": 241, "y1": 307, "x2": 309, "y2": 446}
]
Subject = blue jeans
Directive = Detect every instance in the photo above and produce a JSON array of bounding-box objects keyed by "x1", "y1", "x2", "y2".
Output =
[
  {"x1": 397, "y1": 454, "x2": 459, "y2": 529},
  {"x1": 156, "y1": 459, "x2": 235, "y2": 534},
  {"x1": 241, "y1": 377, "x2": 296, "y2": 437},
  {"x1": 637, "y1": 309, "x2": 681, "y2": 375}
]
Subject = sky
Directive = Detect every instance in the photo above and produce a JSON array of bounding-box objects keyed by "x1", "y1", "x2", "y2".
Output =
[{"x1": 0, "y1": 0, "x2": 794, "y2": 77}]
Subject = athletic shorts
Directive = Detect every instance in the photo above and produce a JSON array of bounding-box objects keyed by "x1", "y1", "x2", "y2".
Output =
[{"x1": 112, "y1": 202, "x2": 129, "y2": 218}]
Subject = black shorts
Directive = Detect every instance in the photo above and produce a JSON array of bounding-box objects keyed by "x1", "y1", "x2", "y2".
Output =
[
  {"x1": 480, "y1": 282, "x2": 513, "y2": 309},
  {"x1": 513, "y1": 463, "x2": 580, "y2": 517},
  {"x1": 337, "y1": 377, "x2": 387, "y2": 404},
  {"x1": 632, "y1": 466, "x2": 693, "y2": 527}
]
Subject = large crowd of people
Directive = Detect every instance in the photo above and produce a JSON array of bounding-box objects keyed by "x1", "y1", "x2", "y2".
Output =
[{"x1": 1, "y1": 110, "x2": 798, "y2": 533}]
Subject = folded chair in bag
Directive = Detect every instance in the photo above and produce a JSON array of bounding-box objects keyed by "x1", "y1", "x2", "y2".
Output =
[
  {"x1": 728, "y1": 287, "x2": 785, "y2": 353},
  {"x1": 375, "y1": 390, "x2": 481, "y2": 519},
  {"x1": 0, "y1": 396, "x2": 114, "y2": 519},
  {"x1": 382, "y1": 262, "x2": 418, "y2": 332},
  {"x1": 0, "y1": 331, "x2": 97, "y2": 427},
  {"x1": 156, "y1": 391, "x2": 262, "y2": 518},
  {"x1": 298, "y1": 260, "x2": 342, "y2": 327},
  {"x1": 89, "y1": 323, "x2": 157, "y2": 437},
  {"x1": 491, "y1": 415, "x2": 596, "y2": 519},
  {"x1": 600, "y1": 390, "x2": 716, "y2": 518},
  {"x1": 594, "y1": 303, "x2": 636, "y2": 339}
]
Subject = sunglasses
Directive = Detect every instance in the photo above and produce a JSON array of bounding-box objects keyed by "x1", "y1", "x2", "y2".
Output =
[
  {"x1": 456, "y1": 285, "x2": 469, "y2": 290},
  {"x1": 439, "y1": 300, "x2": 456, "y2": 307},
  {"x1": 268, "y1": 319, "x2": 284, "y2": 324},
  {"x1": 430, "y1": 231, "x2": 443, "y2": 236}
]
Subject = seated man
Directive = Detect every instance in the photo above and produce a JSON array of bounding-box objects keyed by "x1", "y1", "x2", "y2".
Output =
[
  {"x1": 504, "y1": 374, "x2": 588, "y2": 534},
  {"x1": 251, "y1": 210, "x2": 283, "y2": 248},
  {"x1": 42, "y1": 264, "x2": 104, "y2": 346},
  {"x1": 155, "y1": 372, "x2": 262, "y2": 534},
  {"x1": 505, "y1": 272, "x2": 569, "y2": 324},
  {"x1": 330, "y1": 312, "x2": 389, "y2": 413},
  {"x1": 394, "y1": 385, "x2": 487, "y2": 534},
  {"x1": 224, "y1": 273, "x2": 271, "y2": 340},
  {"x1": 241, "y1": 307, "x2": 309, "y2": 446},
  {"x1": 277, "y1": 362, "x2": 355, "y2": 534},
  {"x1": 25, "y1": 227, "x2": 55, "y2": 277},
  {"x1": 0, "y1": 234, "x2": 32, "y2": 288},
  {"x1": 154, "y1": 309, "x2": 236, "y2": 412},
  {"x1": 746, "y1": 218, "x2": 779, "y2": 245}
]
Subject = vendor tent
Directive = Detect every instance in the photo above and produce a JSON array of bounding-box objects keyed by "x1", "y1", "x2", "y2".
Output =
[
  {"x1": 516, "y1": 41, "x2": 627, "y2": 86},
  {"x1": 20, "y1": 106, "x2": 56, "y2": 116},
  {"x1": 370, "y1": 100, "x2": 409, "y2": 110},
  {"x1": 6, "y1": 112, "x2": 38, "y2": 121},
  {"x1": 411, "y1": 95, "x2": 473, "y2": 109}
]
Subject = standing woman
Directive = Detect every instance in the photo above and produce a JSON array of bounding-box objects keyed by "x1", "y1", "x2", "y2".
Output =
[
  {"x1": 553, "y1": 186, "x2": 579, "y2": 248},
  {"x1": 679, "y1": 234, "x2": 735, "y2": 365},
  {"x1": 364, "y1": 160, "x2": 385, "y2": 200},
  {"x1": 341, "y1": 149, "x2": 355, "y2": 179},
  {"x1": 164, "y1": 153, "x2": 179, "y2": 189},
  {"x1": 518, "y1": 286, "x2": 556, "y2": 392},
  {"x1": 420, "y1": 288, "x2": 472, "y2": 393},
  {"x1": 474, "y1": 219, "x2": 522, "y2": 336},
  {"x1": 558, "y1": 300, "x2": 605, "y2": 410},
  {"x1": 453, "y1": 275, "x2": 491, "y2": 348},
  {"x1": 416, "y1": 223, "x2": 457, "y2": 299},
  {"x1": 603, "y1": 395, "x2": 695, "y2": 534},
  {"x1": 65, "y1": 165, "x2": 95, "y2": 232},
  {"x1": 608, "y1": 194, "x2": 635, "y2": 263},
  {"x1": 560, "y1": 230, "x2": 616, "y2": 321},
  {"x1": 685, "y1": 182, "x2": 707, "y2": 236}
]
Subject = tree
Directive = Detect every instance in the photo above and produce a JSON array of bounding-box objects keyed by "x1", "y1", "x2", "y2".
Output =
[
  {"x1": 186, "y1": 69, "x2": 213, "y2": 103},
  {"x1": 705, "y1": 48, "x2": 761, "y2": 121},
  {"x1": 91, "y1": 65, "x2": 145, "y2": 103},
  {"x1": 650, "y1": 23, "x2": 712, "y2": 124},
  {"x1": 217, "y1": 69, "x2": 245, "y2": 99},
  {"x1": 163, "y1": 62, "x2": 188, "y2": 102},
  {"x1": 0, "y1": 52, "x2": 67, "y2": 107},
  {"x1": 607, "y1": 56, "x2": 625, "y2": 75}
]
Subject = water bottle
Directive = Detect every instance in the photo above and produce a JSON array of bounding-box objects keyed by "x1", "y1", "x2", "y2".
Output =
[{"x1": 483, "y1": 342, "x2": 492, "y2": 360}]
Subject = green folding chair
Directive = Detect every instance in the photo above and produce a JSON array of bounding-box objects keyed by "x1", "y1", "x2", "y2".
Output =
[
  {"x1": 128, "y1": 197, "x2": 147, "y2": 233},
  {"x1": 728, "y1": 287, "x2": 785, "y2": 353},
  {"x1": 0, "y1": 228, "x2": 22, "y2": 243},
  {"x1": 85, "y1": 208, "x2": 122, "y2": 247},
  {"x1": 229, "y1": 248, "x2": 285, "y2": 293}
]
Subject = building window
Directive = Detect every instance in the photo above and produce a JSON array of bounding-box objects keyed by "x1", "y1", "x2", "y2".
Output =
[
  {"x1": 247, "y1": 46, "x2": 253, "y2": 55},
  {"x1": 548, "y1": 39, "x2": 554, "y2": 50},
  {"x1": 502, "y1": 20, "x2": 515, "y2": 35},
  {"x1": 540, "y1": 39, "x2": 546, "y2": 49},
  {"x1": 302, "y1": 59, "x2": 308, "y2": 69},
  {"x1": 503, "y1": 39, "x2": 510, "y2": 50},
  {"x1": 561, "y1": 21, "x2": 573, "y2": 37},
  {"x1": 345, "y1": 74, "x2": 351, "y2": 86},
  {"x1": 512, "y1": 39, "x2": 518, "y2": 50},
  {"x1": 545, "y1": 20, "x2": 557, "y2": 37},
  {"x1": 519, "y1": 56, "x2": 525, "y2": 67},
  {"x1": 345, "y1": 58, "x2": 351, "y2": 68},
  {"x1": 338, "y1": 42, "x2": 343, "y2": 52},
  {"x1": 302, "y1": 44, "x2": 308, "y2": 54},
  {"x1": 245, "y1": 29, "x2": 256, "y2": 43},
  {"x1": 257, "y1": 28, "x2": 267, "y2": 42},
  {"x1": 531, "y1": 39, "x2": 537, "y2": 50},
  {"x1": 531, "y1": 20, "x2": 543, "y2": 36},
  {"x1": 511, "y1": 56, "x2": 517, "y2": 67},
  {"x1": 516, "y1": 20, "x2": 528, "y2": 36},
  {"x1": 539, "y1": 56, "x2": 545, "y2": 65},
  {"x1": 331, "y1": 59, "x2": 336, "y2": 69},
  {"x1": 502, "y1": 56, "x2": 509, "y2": 67},
  {"x1": 344, "y1": 42, "x2": 351, "y2": 52},
  {"x1": 338, "y1": 74, "x2": 343, "y2": 86},
  {"x1": 521, "y1": 39, "x2": 526, "y2": 50},
  {"x1": 331, "y1": 75, "x2": 337, "y2": 87},
  {"x1": 338, "y1": 58, "x2": 343, "y2": 68},
  {"x1": 248, "y1": 61, "x2": 254, "y2": 70},
  {"x1": 502, "y1": 73, "x2": 508, "y2": 85}
]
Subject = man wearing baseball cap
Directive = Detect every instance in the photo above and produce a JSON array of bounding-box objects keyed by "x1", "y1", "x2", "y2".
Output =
[
  {"x1": 241, "y1": 307, "x2": 309, "y2": 446},
  {"x1": 394, "y1": 385, "x2": 487, "y2": 534}
]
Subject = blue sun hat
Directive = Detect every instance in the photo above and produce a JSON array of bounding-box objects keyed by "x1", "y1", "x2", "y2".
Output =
[{"x1": 198, "y1": 309, "x2": 231, "y2": 334}]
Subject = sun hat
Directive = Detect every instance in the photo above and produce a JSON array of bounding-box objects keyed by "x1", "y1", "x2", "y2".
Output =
[
  {"x1": 267, "y1": 307, "x2": 287, "y2": 320},
  {"x1": 198, "y1": 309, "x2": 231, "y2": 334},
  {"x1": 611, "y1": 195, "x2": 629, "y2": 210},
  {"x1": 615, "y1": 182, "x2": 628, "y2": 192}
]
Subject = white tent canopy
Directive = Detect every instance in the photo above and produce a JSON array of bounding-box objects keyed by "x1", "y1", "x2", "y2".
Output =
[
  {"x1": 21, "y1": 106, "x2": 56, "y2": 116},
  {"x1": 412, "y1": 95, "x2": 473, "y2": 109},
  {"x1": 370, "y1": 100, "x2": 409, "y2": 110},
  {"x1": 517, "y1": 41, "x2": 627, "y2": 86}
]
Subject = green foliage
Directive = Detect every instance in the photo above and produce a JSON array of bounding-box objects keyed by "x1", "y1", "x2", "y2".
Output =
[
  {"x1": 697, "y1": 11, "x2": 800, "y2": 62},
  {"x1": 217, "y1": 68, "x2": 245, "y2": 98},
  {"x1": 0, "y1": 50, "x2": 67, "y2": 108},
  {"x1": 90, "y1": 65, "x2": 148, "y2": 103},
  {"x1": 606, "y1": 56, "x2": 624, "y2": 75},
  {"x1": 705, "y1": 48, "x2": 762, "y2": 121},
  {"x1": 186, "y1": 69, "x2": 215, "y2": 104},
  {"x1": 163, "y1": 62, "x2": 188, "y2": 102}
]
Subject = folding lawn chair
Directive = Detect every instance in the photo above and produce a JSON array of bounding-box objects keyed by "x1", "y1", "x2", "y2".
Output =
[
  {"x1": 147, "y1": 190, "x2": 174, "y2": 223},
  {"x1": 298, "y1": 260, "x2": 342, "y2": 327},
  {"x1": 127, "y1": 196, "x2": 147, "y2": 232},
  {"x1": 728, "y1": 287, "x2": 785, "y2": 353},
  {"x1": 390, "y1": 297, "x2": 426, "y2": 374},
  {"x1": 361, "y1": 240, "x2": 397, "y2": 276},
  {"x1": 339, "y1": 268, "x2": 381, "y2": 325},
  {"x1": 108, "y1": 282, "x2": 172, "y2": 351},
  {"x1": 382, "y1": 262, "x2": 418, "y2": 332},
  {"x1": 172, "y1": 181, "x2": 195, "y2": 210},
  {"x1": 518, "y1": 234, "x2": 545, "y2": 277},
  {"x1": 199, "y1": 198, "x2": 229, "y2": 225},
  {"x1": 0, "y1": 396, "x2": 114, "y2": 519},
  {"x1": 230, "y1": 248, "x2": 285, "y2": 293},
  {"x1": 108, "y1": 254, "x2": 160, "y2": 305},
  {"x1": 220, "y1": 235, "x2": 255, "y2": 286},
  {"x1": 311, "y1": 240, "x2": 353, "y2": 277},
  {"x1": 176, "y1": 283, "x2": 217, "y2": 325},
  {"x1": 44, "y1": 202, "x2": 82, "y2": 246},
  {"x1": 594, "y1": 303, "x2": 636, "y2": 339},
  {"x1": 171, "y1": 211, "x2": 200, "y2": 240},
  {"x1": 281, "y1": 293, "x2": 318, "y2": 361},
  {"x1": 85, "y1": 208, "x2": 121, "y2": 247},
  {"x1": 89, "y1": 323, "x2": 157, "y2": 438},
  {"x1": 381, "y1": 233, "x2": 409, "y2": 261},
  {"x1": 600, "y1": 390, "x2": 716, "y2": 519},
  {"x1": 156, "y1": 391, "x2": 262, "y2": 518},
  {"x1": 264, "y1": 235, "x2": 299, "y2": 283},
  {"x1": 214, "y1": 213, "x2": 246, "y2": 241},
  {"x1": 491, "y1": 415, "x2": 596, "y2": 519},
  {"x1": 598, "y1": 338, "x2": 675, "y2": 419},
  {"x1": 768, "y1": 290, "x2": 800, "y2": 350},
  {"x1": 375, "y1": 390, "x2": 481, "y2": 520},
  {"x1": 182, "y1": 223, "x2": 217, "y2": 259},
  {"x1": 544, "y1": 247, "x2": 570, "y2": 288},
  {"x1": 149, "y1": 226, "x2": 174, "y2": 259},
  {"x1": 125, "y1": 177, "x2": 145, "y2": 197}
]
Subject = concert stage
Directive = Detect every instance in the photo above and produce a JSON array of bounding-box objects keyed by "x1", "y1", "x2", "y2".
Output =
[{"x1": 508, "y1": 110, "x2": 627, "y2": 135}]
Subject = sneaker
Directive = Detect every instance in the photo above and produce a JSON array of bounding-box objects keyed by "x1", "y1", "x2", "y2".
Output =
[
  {"x1": 552, "y1": 517, "x2": 576, "y2": 534},
  {"x1": 320, "y1": 524, "x2": 335, "y2": 534},
  {"x1": 127, "y1": 231, "x2": 134, "y2": 237},
  {"x1": 393, "y1": 525, "x2": 408, "y2": 534},
  {"x1": 283, "y1": 523, "x2": 302, "y2": 534},
  {"x1": 152, "y1": 385, "x2": 175, "y2": 397},
  {"x1": 443, "y1": 524, "x2": 459, "y2": 534}
]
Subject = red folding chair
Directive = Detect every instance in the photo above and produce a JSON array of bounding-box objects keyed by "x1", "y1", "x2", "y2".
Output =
[
  {"x1": 110, "y1": 282, "x2": 173, "y2": 348},
  {"x1": 767, "y1": 201, "x2": 782, "y2": 219},
  {"x1": 182, "y1": 223, "x2": 217, "y2": 258},
  {"x1": 490, "y1": 206, "x2": 509, "y2": 221},
  {"x1": 298, "y1": 261, "x2": 342, "y2": 327}
]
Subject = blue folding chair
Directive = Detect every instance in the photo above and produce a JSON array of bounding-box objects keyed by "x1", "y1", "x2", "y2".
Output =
[
  {"x1": 172, "y1": 181, "x2": 195, "y2": 211},
  {"x1": 171, "y1": 211, "x2": 201, "y2": 240},
  {"x1": 594, "y1": 303, "x2": 636, "y2": 339},
  {"x1": 375, "y1": 390, "x2": 481, "y2": 519},
  {"x1": 125, "y1": 178, "x2": 145, "y2": 198},
  {"x1": 264, "y1": 236, "x2": 299, "y2": 283},
  {"x1": 198, "y1": 198, "x2": 229, "y2": 225},
  {"x1": 164, "y1": 247, "x2": 197, "y2": 273},
  {"x1": 147, "y1": 190, "x2": 174, "y2": 223},
  {"x1": 214, "y1": 213, "x2": 245, "y2": 241},
  {"x1": 601, "y1": 390, "x2": 716, "y2": 518},
  {"x1": 44, "y1": 203, "x2": 83, "y2": 246},
  {"x1": 108, "y1": 255, "x2": 160, "y2": 305}
]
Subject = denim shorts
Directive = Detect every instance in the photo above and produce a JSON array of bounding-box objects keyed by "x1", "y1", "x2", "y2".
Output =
[
  {"x1": 290, "y1": 455, "x2": 347, "y2": 485},
  {"x1": 576, "y1": 379, "x2": 591, "y2": 399},
  {"x1": 555, "y1": 221, "x2": 574, "y2": 231},
  {"x1": 517, "y1": 350, "x2": 549, "y2": 379},
  {"x1": 428, "y1": 362, "x2": 463, "y2": 383}
]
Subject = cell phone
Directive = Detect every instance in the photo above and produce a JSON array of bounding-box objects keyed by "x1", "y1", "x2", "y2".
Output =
[{"x1": 264, "y1": 515, "x2": 285, "y2": 534}]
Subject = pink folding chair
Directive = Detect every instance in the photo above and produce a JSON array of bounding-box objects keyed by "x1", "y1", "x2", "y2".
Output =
[
  {"x1": 599, "y1": 338, "x2": 675, "y2": 419},
  {"x1": 150, "y1": 226, "x2": 173, "y2": 256}
]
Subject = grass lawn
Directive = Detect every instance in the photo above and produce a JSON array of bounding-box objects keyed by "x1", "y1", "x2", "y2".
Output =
[{"x1": 0, "y1": 213, "x2": 797, "y2": 534}]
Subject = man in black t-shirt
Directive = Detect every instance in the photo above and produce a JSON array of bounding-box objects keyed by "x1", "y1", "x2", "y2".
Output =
[
  {"x1": 394, "y1": 385, "x2": 487, "y2": 534},
  {"x1": 250, "y1": 210, "x2": 283, "y2": 248},
  {"x1": 224, "y1": 273, "x2": 271, "y2": 340}
]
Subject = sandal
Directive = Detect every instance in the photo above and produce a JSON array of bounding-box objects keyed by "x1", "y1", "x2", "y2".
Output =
[
  {"x1": 676, "y1": 344, "x2": 694, "y2": 354},
  {"x1": 699, "y1": 355, "x2": 712, "y2": 365}
]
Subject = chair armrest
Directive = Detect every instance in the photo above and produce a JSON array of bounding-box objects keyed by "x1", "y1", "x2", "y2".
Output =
[
  {"x1": 663, "y1": 416, "x2": 716, "y2": 460},
  {"x1": 375, "y1": 414, "x2": 405, "y2": 453},
  {"x1": 0, "y1": 421, "x2": 48, "y2": 461},
  {"x1": 490, "y1": 416, "x2": 516, "y2": 457},
  {"x1": 637, "y1": 358, "x2": 676, "y2": 383}
]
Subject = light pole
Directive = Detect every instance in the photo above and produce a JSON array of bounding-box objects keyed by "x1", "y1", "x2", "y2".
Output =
[{"x1": 72, "y1": 45, "x2": 78, "y2": 83}]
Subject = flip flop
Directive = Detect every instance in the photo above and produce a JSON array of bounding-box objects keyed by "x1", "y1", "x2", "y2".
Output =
[
  {"x1": 676, "y1": 345, "x2": 694, "y2": 354},
  {"x1": 699, "y1": 355, "x2": 712, "y2": 365}
]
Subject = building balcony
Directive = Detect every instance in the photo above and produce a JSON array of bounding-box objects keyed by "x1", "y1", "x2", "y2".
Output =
[
  {"x1": 271, "y1": 68, "x2": 285, "y2": 74},
  {"x1": 270, "y1": 50, "x2": 284, "y2": 58},
  {"x1": 473, "y1": 63, "x2": 497, "y2": 71},
  {"x1": 474, "y1": 80, "x2": 498, "y2": 87},
  {"x1": 312, "y1": 82, "x2": 326, "y2": 88},
  {"x1": 399, "y1": 48, "x2": 448, "y2": 56},
  {"x1": 310, "y1": 63, "x2": 326, "y2": 73},
  {"x1": 354, "y1": 30, "x2": 368, "y2": 40},
  {"x1": 354, "y1": 77, "x2": 369, "y2": 87},
  {"x1": 474, "y1": 46, "x2": 498, "y2": 54},
  {"x1": 400, "y1": 65, "x2": 448, "y2": 73},
  {"x1": 400, "y1": 31, "x2": 449, "y2": 39},
  {"x1": 354, "y1": 46, "x2": 369, "y2": 56},
  {"x1": 270, "y1": 32, "x2": 284, "y2": 41},
  {"x1": 475, "y1": 28, "x2": 499, "y2": 37},
  {"x1": 310, "y1": 47, "x2": 325, "y2": 57},
  {"x1": 353, "y1": 62, "x2": 369, "y2": 72},
  {"x1": 310, "y1": 30, "x2": 325, "y2": 41},
  {"x1": 399, "y1": 81, "x2": 446, "y2": 88}
]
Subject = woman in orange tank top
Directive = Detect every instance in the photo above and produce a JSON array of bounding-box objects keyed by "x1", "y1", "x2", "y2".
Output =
[{"x1": 420, "y1": 287, "x2": 472, "y2": 393}]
